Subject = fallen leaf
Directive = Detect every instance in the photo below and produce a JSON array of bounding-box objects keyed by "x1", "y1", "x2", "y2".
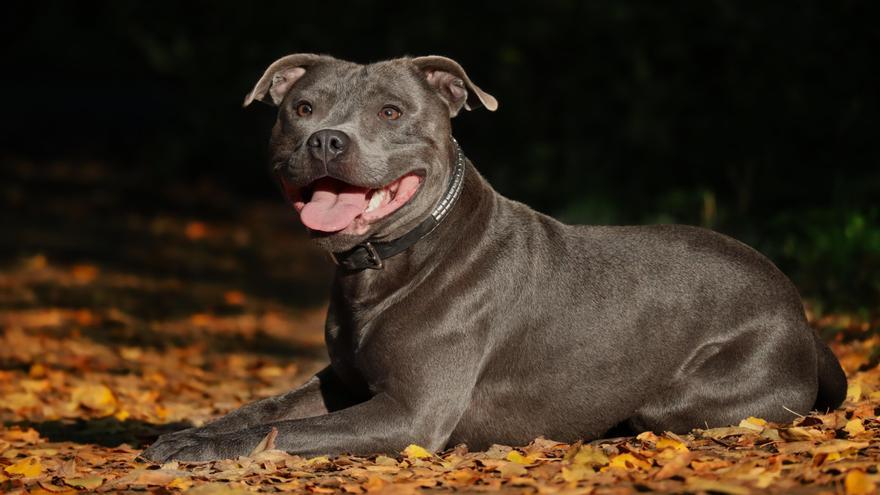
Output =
[
  {"x1": 739, "y1": 416, "x2": 767, "y2": 431},
  {"x1": 606, "y1": 453, "x2": 652, "y2": 471},
  {"x1": 846, "y1": 418, "x2": 867, "y2": 436},
  {"x1": 497, "y1": 461, "x2": 527, "y2": 477},
  {"x1": 656, "y1": 436, "x2": 689, "y2": 452},
  {"x1": 691, "y1": 458, "x2": 732, "y2": 472},
  {"x1": 701, "y1": 426, "x2": 755, "y2": 439},
  {"x1": 402, "y1": 444, "x2": 432, "y2": 459},
  {"x1": 686, "y1": 478, "x2": 751, "y2": 495},
  {"x1": 70, "y1": 383, "x2": 117, "y2": 415},
  {"x1": 168, "y1": 477, "x2": 195, "y2": 490},
  {"x1": 561, "y1": 464, "x2": 594, "y2": 482},
  {"x1": 781, "y1": 426, "x2": 830, "y2": 442},
  {"x1": 110, "y1": 468, "x2": 191, "y2": 487},
  {"x1": 506, "y1": 450, "x2": 538, "y2": 465},
  {"x1": 64, "y1": 475, "x2": 104, "y2": 490},
  {"x1": 186, "y1": 483, "x2": 253, "y2": 495},
  {"x1": 374, "y1": 455, "x2": 397, "y2": 466},
  {"x1": 848, "y1": 382, "x2": 863, "y2": 402},
  {"x1": 654, "y1": 452, "x2": 691, "y2": 480},
  {"x1": 570, "y1": 445, "x2": 609, "y2": 466},
  {"x1": 4, "y1": 456, "x2": 42, "y2": 478},
  {"x1": 249, "y1": 426, "x2": 278, "y2": 456},
  {"x1": 812, "y1": 440, "x2": 869, "y2": 455},
  {"x1": 845, "y1": 469, "x2": 876, "y2": 495}
]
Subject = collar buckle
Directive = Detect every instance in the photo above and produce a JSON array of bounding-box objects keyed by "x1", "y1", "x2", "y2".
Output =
[{"x1": 362, "y1": 242, "x2": 384, "y2": 270}]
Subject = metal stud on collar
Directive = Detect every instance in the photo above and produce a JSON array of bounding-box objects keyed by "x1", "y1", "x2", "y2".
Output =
[{"x1": 430, "y1": 138, "x2": 465, "y2": 224}]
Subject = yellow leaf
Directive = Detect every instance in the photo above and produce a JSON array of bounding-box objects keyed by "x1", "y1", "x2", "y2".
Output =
[
  {"x1": 571, "y1": 446, "x2": 609, "y2": 466},
  {"x1": 656, "y1": 437, "x2": 689, "y2": 452},
  {"x1": 167, "y1": 477, "x2": 194, "y2": 490},
  {"x1": 402, "y1": 444, "x2": 432, "y2": 459},
  {"x1": 304, "y1": 456, "x2": 331, "y2": 466},
  {"x1": 65, "y1": 476, "x2": 104, "y2": 489},
  {"x1": 845, "y1": 469, "x2": 876, "y2": 495},
  {"x1": 4, "y1": 456, "x2": 42, "y2": 478},
  {"x1": 846, "y1": 419, "x2": 867, "y2": 437},
  {"x1": 738, "y1": 416, "x2": 767, "y2": 431},
  {"x1": 2, "y1": 392, "x2": 39, "y2": 411},
  {"x1": 506, "y1": 450, "x2": 538, "y2": 465},
  {"x1": 561, "y1": 465, "x2": 594, "y2": 482},
  {"x1": 374, "y1": 455, "x2": 397, "y2": 466},
  {"x1": 605, "y1": 453, "x2": 652, "y2": 471},
  {"x1": 71, "y1": 384, "x2": 117, "y2": 415},
  {"x1": 848, "y1": 383, "x2": 863, "y2": 402},
  {"x1": 114, "y1": 409, "x2": 130, "y2": 421}
]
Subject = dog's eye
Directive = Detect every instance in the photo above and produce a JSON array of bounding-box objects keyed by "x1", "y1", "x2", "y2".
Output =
[
  {"x1": 379, "y1": 105, "x2": 401, "y2": 121},
  {"x1": 296, "y1": 102, "x2": 313, "y2": 117}
]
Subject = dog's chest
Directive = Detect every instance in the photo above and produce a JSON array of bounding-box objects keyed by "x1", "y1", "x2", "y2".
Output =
[{"x1": 324, "y1": 313, "x2": 379, "y2": 393}]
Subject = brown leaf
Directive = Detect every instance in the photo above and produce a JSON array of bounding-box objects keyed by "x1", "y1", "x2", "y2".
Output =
[
  {"x1": 654, "y1": 452, "x2": 691, "y2": 480},
  {"x1": 249, "y1": 426, "x2": 278, "y2": 456},
  {"x1": 63, "y1": 475, "x2": 104, "y2": 490},
  {"x1": 812, "y1": 440, "x2": 869, "y2": 455},
  {"x1": 497, "y1": 461, "x2": 527, "y2": 478}
]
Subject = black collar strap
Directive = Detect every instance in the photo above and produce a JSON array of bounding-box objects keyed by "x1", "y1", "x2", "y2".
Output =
[{"x1": 329, "y1": 138, "x2": 466, "y2": 271}]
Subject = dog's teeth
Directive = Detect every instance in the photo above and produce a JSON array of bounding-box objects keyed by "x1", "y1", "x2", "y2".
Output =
[{"x1": 366, "y1": 189, "x2": 386, "y2": 212}]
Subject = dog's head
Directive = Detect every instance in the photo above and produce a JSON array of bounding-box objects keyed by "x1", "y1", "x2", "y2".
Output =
[{"x1": 244, "y1": 54, "x2": 497, "y2": 252}]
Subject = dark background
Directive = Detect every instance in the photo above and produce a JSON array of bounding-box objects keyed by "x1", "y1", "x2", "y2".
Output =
[{"x1": 2, "y1": 1, "x2": 878, "y2": 312}]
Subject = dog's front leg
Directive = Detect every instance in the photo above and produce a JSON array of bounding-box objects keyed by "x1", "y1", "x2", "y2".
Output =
[
  {"x1": 142, "y1": 366, "x2": 361, "y2": 462},
  {"x1": 146, "y1": 387, "x2": 470, "y2": 462}
]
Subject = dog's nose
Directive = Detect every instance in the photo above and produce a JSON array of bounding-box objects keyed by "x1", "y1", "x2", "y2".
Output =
[{"x1": 307, "y1": 129, "x2": 349, "y2": 163}]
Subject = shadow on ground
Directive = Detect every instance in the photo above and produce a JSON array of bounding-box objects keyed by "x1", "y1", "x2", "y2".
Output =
[{"x1": 12, "y1": 418, "x2": 192, "y2": 448}]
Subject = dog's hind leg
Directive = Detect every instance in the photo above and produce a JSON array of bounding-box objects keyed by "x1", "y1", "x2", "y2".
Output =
[{"x1": 628, "y1": 316, "x2": 819, "y2": 434}]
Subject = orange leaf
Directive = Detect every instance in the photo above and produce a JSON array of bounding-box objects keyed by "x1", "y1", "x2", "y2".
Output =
[
  {"x1": 605, "y1": 453, "x2": 652, "y2": 471},
  {"x1": 845, "y1": 470, "x2": 876, "y2": 495}
]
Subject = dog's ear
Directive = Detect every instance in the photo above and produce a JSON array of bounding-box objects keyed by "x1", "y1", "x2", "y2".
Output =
[
  {"x1": 243, "y1": 53, "x2": 330, "y2": 107},
  {"x1": 411, "y1": 56, "x2": 498, "y2": 117}
]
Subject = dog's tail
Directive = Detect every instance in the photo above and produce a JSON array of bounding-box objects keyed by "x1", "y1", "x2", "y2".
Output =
[{"x1": 812, "y1": 331, "x2": 847, "y2": 411}]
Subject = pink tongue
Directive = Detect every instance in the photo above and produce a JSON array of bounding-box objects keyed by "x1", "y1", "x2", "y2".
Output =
[{"x1": 300, "y1": 178, "x2": 370, "y2": 232}]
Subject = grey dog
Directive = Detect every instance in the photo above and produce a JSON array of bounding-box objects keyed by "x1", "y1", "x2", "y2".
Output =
[{"x1": 142, "y1": 54, "x2": 846, "y2": 463}]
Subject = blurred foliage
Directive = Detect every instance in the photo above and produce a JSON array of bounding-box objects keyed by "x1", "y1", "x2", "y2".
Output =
[
  {"x1": 2, "y1": 0, "x2": 878, "y2": 310},
  {"x1": 766, "y1": 208, "x2": 880, "y2": 314}
]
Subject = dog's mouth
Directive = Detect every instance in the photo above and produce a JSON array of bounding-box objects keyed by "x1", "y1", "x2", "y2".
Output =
[{"x1": 283, "y1": 173, "x2": 423, "y2": 235}]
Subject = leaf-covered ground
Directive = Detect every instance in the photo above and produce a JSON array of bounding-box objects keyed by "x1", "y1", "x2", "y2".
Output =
[{"x1": 2, "y1": 160, "x2": 880, "y2": 494}]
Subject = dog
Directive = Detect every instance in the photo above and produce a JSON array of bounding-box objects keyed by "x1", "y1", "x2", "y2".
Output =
[{"x1": 142, "y1": 54, "x2": 847, "y2": 462}]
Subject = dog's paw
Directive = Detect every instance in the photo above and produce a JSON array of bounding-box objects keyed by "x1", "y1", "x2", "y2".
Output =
[
  {"x1": 140, "y1": 428, "x2": 265, "y2": 463},
  {"x1": 141, "y1": 429, "x2": 220, "y2": 463}
]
